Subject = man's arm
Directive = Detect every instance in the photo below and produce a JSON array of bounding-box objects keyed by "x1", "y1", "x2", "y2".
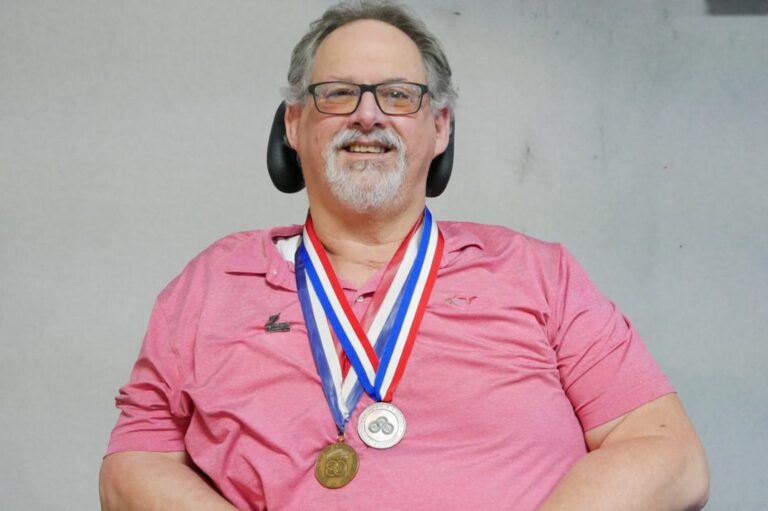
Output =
[
  {"x1": 99, "y1": 451, "x2": 238, "y2": 511},
  {"x1": 538, "y1": 394, "x2": 709, "y2": 511}
]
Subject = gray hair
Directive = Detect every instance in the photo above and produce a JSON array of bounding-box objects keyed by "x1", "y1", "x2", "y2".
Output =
[{"x1": 282, "y1": 1, "x2": 457, "y2": 115}]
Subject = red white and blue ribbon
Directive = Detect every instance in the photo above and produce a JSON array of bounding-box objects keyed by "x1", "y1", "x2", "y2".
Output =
[{"x1": 295, "y1": 208, "x2": 443, "y2": 432}]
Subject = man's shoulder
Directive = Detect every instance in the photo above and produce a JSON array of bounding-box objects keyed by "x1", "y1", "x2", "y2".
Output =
[
  {"x1": 188, "y1": 224, "x2": 302, "y2": 267},
  {"x1": 438, "y1": 220, "x2": 562, "y2": 257},
  {"x1": 156, "y1": 225, "x2": 301, "y2": 301},
  {"x1": 187, "y1": 229, "x2": 267, "y2": 270}
]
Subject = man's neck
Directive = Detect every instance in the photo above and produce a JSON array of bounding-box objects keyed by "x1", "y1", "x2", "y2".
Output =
[{"x1": 309, "y1": 202, "x2": 425, "y2": 288}]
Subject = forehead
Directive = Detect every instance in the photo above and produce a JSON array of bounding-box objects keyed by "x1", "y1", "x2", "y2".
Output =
[{"x1": 311, "y1": 19, "x2": 427, "y2": 83}]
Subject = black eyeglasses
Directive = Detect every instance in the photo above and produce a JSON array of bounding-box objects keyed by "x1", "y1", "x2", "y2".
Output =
[{"x1": 307, "y1": 81, "x2": 429, "y2": 115}]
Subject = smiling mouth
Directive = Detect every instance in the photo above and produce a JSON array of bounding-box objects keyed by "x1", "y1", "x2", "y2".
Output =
[{"x1": 342, "y1": 143, "x2": 393, "y2": 154}]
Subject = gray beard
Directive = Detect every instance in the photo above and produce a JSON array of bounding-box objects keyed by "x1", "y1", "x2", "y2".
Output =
[{"x1": 324, "y1": 129, "x2": 407, "y2": 212}]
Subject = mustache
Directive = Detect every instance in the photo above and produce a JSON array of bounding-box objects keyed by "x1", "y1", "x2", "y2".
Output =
[{"x1": 330, "y1": 129, "x2": 404, "y2": 151}]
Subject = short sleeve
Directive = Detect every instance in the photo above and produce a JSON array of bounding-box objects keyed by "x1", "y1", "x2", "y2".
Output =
[
  {"x1": 550, "y1": 246, "x2": 674, "y2": 431},
  {"x1": 106, "y1": 300, "x2": 191, "y2": 454}
]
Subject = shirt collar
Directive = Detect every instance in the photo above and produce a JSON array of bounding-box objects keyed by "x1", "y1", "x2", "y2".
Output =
[
  {"x1": 224, "y1": 224, "x2": 303, "y2": 275},
  {"x1": 438, "y1": 221, "x2": 485, "y2": 268},
  {"x1": 223, "y1": 220, "x2": 485, "y2": 276}
]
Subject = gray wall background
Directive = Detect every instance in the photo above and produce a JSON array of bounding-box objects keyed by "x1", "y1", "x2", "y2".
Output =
[{"x1": 1, "y1": 1, "x2": 766, "y2": 509}]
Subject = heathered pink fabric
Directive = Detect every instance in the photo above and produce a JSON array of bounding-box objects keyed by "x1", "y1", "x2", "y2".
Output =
[{"x1": 107, "y1": 221, "x2": 673, "y2": 510}]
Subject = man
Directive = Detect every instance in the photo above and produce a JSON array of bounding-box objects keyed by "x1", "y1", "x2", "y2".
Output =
[{"x1": 100, "y1": 2, "x2": 709, "y2": 510}]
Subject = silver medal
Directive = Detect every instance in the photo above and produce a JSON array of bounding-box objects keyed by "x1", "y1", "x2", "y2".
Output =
[{"x1": 357, "y1": 402, "x2": 406, "y2": 449}]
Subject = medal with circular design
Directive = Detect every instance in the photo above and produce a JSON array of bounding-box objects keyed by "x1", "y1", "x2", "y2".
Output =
[
  {"x1": 357, "y1": 402, "x2": 406, "y2": 449},
  {"x1": 315, "y1": 438, "x2": 359, "y2": 489}
]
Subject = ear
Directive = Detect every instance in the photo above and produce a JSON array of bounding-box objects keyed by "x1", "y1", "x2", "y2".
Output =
[
  {"x1": 284, "y1": 103, "x2": 302, "y2": 149},
  {"x1": 432, "y1": 107, "x2": 451, "y2": 158}
]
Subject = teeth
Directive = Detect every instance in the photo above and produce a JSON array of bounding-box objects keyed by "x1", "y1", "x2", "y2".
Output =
[{"x1": 347, "y1": 145, "x2": 386, "y2": 154}]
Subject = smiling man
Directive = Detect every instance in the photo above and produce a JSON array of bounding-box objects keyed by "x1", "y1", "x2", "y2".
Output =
[
  {"x1": 282, "y1": 17, "x2": 450, "y2": 288},
  {"x1": 99, "y1": 2, "x2": 709, "y2": 510}
]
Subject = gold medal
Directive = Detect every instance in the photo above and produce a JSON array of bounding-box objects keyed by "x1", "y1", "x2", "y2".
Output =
[{"x1": 314, "y1": 437, "x2": 359, "y2": 489}]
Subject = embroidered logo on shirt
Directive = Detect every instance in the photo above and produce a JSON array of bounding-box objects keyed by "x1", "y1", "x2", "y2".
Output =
[
  {"x1": 444, "y1": 294, "x2": 478, "y2": 306},
  {"x1": 265, "y1": 313, "x2": 290, "y2": 332}
]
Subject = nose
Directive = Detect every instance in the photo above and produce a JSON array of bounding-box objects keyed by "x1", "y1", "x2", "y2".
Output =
[{"x1": 347, "y1": 90, "x2": 388, "y2": 132}]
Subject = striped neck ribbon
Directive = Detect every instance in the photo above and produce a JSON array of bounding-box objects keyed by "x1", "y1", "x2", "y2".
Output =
[{"x1": 295, "y1": 208, "x2": 444, "y2": 433}]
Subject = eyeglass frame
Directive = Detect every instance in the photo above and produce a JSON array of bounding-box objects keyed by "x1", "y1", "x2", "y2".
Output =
[{"x1": 306, "y1": 81, "x2": 430, "y2": 116}]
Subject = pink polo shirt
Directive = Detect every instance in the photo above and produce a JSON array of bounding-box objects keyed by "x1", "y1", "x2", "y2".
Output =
[{"x1": 107, "y1": 221, "x2": 673, "y2": 510}]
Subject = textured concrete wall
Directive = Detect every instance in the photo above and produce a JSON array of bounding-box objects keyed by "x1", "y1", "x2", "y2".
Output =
[{"x1": 1, "y1": 1, "x2": 765, "y2": 508}]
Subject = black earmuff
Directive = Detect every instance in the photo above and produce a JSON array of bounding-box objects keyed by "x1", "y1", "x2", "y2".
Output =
[{"x1": 266, "y1": 102, "x2": 455, "y2": 197}]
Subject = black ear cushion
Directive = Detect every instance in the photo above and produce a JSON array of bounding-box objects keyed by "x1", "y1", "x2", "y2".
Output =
[
  {"x1": 267, "y1": 102, "x2": 305, "y2": 193},
  {"x1": 425, "y1": 118, "x2": 455, "y2": 198},
  {"x1": 266, "y1": 103, "x2": 455, "y2": 197}
]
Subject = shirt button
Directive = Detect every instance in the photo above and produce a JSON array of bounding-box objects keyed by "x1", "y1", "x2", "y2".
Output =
[
  {"x1": 271, "y1": 269, "x2": 278, "y2": 275},
  {"x1": 355, "y1": 296, "x2": 365, "y2": 303}
]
